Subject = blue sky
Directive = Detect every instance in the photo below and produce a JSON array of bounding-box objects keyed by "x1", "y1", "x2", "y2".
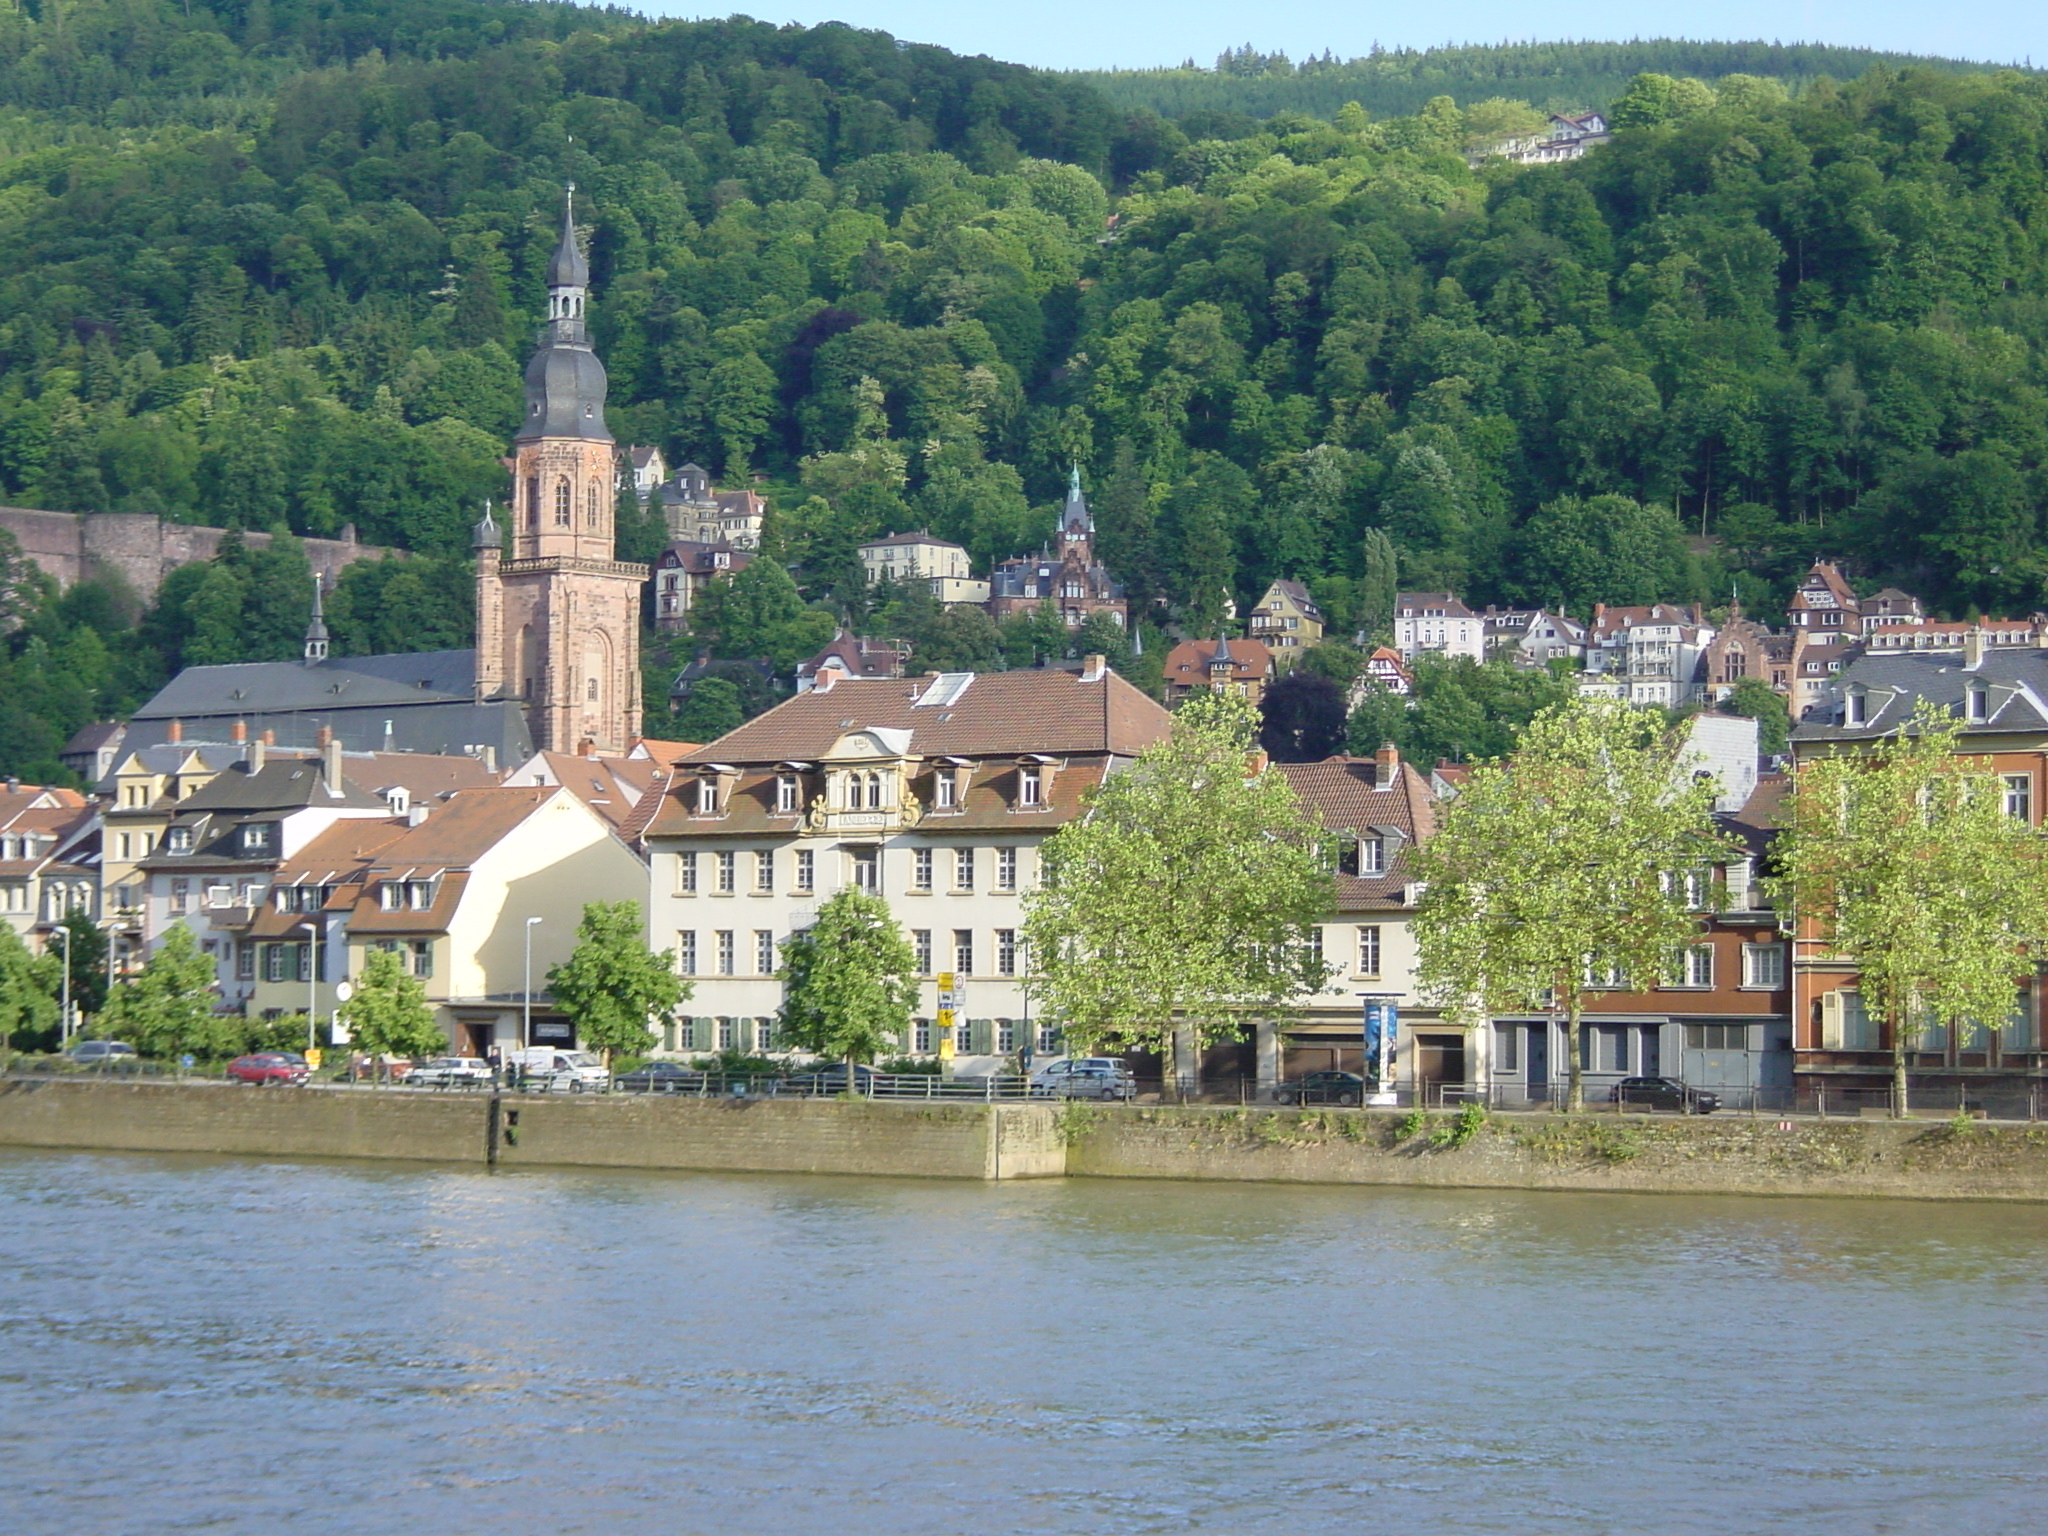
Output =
[{"x1": 641, "y1": 3, "x2": 2047, "y2": 72}]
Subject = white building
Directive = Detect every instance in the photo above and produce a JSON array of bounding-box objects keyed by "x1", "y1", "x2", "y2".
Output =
[
  {"x1": 1390, "y1": 593, "x2": 1485, "y2": 664},
  {"x1": 641, "y1": 662, "x2": 1172, "y2": 1071},
  {"x1": 858, "y1": 532, "x2": 991, "y2": 605}
]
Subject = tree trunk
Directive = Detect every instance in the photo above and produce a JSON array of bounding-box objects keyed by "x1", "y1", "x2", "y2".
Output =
[
  {"x1": 1892, "y1": 1035, "x2": 1910, "y2": 1120},
  {"x1": 1566, "y1": 996, "x2": 1586, "y2": 1114},
  {"x1": 846, "y1": 1051, "x2": 860, "y2": 1098}
]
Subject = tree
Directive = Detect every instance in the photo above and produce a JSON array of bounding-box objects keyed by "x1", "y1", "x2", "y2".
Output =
[
  {"x1": 0, "y1": 923, "x2": 59, "y2": 1063},
  {"x1": 1410, "y1": 699, "x2": 1733, "y2": 1111},
  {"x1": 1359, "y1": 527, "x2": 1399, "y2": 641},
  {"x1": 1259, "y1": 669, "x2": 1347, "y2": 763},
  {"x1": 1025, "y1": 694, "x2": 1335, "y2": 1087},
  {"x1": 1721, "y1": 680, "x2": 1790, "y2": 757},
  {"x1": 55, "y1": 909, "x2": 109, "y2": 1020},
  {"x1": 547, "y1": 901, "x2": 687, "y2": 1067},
  {"x1": 673, "y1": 676, "x2": 744, "y2": 743},
  {"x1": 1772, "y1": 704, "x2": 2048, "y2": 1117},
  {"x1": 345, "y1": 948, "x2": 448, "y2": 1064},
  {"x1": 98, "y1": 925, "x2": 234, "y2": 1059},
  {"x1": 775, "y1": 888, "x2": 918, "y2": 1083}
]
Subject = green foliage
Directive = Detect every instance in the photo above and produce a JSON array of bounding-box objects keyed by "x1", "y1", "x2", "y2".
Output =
[
  {"x1": 547, "y1": 901, "x2": 687, "y2": 1066},
  {"x1": 1721, "y1": 679, "x2": 1791, "y2": 756},
  {"x1": 1773, "y1": 704, "x2": 2048, "y2": 1116},
  {"x1": 1026, "y1": 692, "x2": 1335, "y2": 1079},
  {"x1": 344, "y1": 947, "x2": 447, "y2": 1061},
  {"x1": 775, "y1": 889, "x2": 919, "y2": 1067},
  {"x1": 1348, "y1": 656, "x2": 1577, "y2": 764},
  {"x1": 98, "y1": 925, "x2": 235, "y2": 1059},
  {"x1": 672, "y1": 677, "x2": 744, "y2": 744},
  {"x1": 1429, "y1": 1101, "x2": 1490, "y2": 1149},
  {"x1": 1411, "y1": 699, "x2": 1734, "y2": 1110},
  {"x1": 0, "y1": 923, "x2": 60, "y2": 1059}
]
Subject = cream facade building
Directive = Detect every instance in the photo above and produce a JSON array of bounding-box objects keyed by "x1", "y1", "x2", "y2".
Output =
[{"x1": 859, "y1": 532, "x2": 990, "y2": 605}]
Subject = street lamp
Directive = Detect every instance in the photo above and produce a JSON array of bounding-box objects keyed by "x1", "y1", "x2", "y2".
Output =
[
  {"x1": 297, "y1": 919, "x2": 321, "y2": 1052},
  {"x1": 523, "y1": 917, "x2": 543, "y2": 1049},
  {"x1": 53, "y1": 923, "x2": 73, "y2": 1042}
]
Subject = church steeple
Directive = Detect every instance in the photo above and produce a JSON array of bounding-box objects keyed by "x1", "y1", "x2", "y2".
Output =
[
  {"x1": 303, "y1": 573, "x2": 329, "y2": 664},
  {"x1": 517, "y1": 185, "x2": 610, "y2": 446}
]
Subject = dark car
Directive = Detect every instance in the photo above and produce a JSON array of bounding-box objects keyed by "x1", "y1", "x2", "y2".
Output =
[
  {"x1": 782, "y1": 1063, "x2": 881, "y2": 1094},
  {"x1": 226, "y1": 1053, "x2": 310, "y2": 1086},
  {"x1": 1276, "y1": 1070, "x2": 1368, "y2": 1106},
  {"x1": 615, "y1": 1061, "x2": 709, "y2": 1094},
  {"x1": 1612, "y1": 1076, "x2": 1721, "y2": 1114}
]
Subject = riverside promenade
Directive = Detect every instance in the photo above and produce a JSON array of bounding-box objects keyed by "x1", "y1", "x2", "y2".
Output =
[{"x1": 6, "y1": 1077, "x2": 2048, "y2": 1199}]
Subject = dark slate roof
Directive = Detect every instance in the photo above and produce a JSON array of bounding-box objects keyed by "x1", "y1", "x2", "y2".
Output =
[
  {"x1": 1790, "y1": 648, "x2": 2048, "y2": 740},
  {"x1": 126, "y1": 650, "x2": 534, "y2": 761}
]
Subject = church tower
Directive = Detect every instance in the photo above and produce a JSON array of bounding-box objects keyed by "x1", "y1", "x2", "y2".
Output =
[{"x1": 474, "y1": 187, "x2": 645, "y2": 754}]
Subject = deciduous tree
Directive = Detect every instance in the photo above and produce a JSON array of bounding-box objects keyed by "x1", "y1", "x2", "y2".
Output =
[
  {"x1": 98, "y1": 924, "x2": 233, "y2": 1060},
  {"x1": 345, "y1": 947, "x2": 449, "y2": 1064},
  {"x1": 548, "y1": 901, "x2": 687, "y2": 1067},
  {"x1": 776, "y1": 888, "x2": 919, "y2": 1082}
]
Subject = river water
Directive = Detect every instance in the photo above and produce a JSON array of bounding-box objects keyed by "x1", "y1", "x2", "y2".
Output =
[{"x1": 1, "y1": 1150, "x2": 2042, "y2": 1535}]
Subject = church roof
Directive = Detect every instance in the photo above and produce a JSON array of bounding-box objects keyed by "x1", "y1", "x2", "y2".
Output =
[{"x1": 546, "y1": 189, "x2": 590, "y2": 288}]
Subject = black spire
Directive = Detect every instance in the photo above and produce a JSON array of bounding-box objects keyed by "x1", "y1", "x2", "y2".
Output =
[
  {"x1": 516, "y1": 185, "x2": 610, "y2": 443},
  {"x1": 303, "y1": 573, "x2": 329, "y2": 664},
  {"x1": 547, "y1": 182, "x2": 590, "y2": 289}
]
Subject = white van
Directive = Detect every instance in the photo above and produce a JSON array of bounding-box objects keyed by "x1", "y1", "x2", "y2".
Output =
[{"x1": 519, "y1": 1048, "x2": 609, "y2": 1093}]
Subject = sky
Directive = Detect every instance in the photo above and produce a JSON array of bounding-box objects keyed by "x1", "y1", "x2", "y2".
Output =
[{"x1": 640, "y1": 2, "x2": 2048, "y2": 72}]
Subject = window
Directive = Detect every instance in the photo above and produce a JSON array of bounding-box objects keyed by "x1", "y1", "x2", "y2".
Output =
[
  {"x1": 997, "y1": 1019, "x2": 1017, "y2": 1053},
  {"x1": 996, "y1": 847, "x2": 1017, "y2": 891},
  {"x1": 953, "y1": 929, "x2": 973, "y2": 976},
  {"x1": 1584, "y1": 957, "x2": 1628, "y2": 989},
  {"x1": 696, "y1": 779, "x2": 719, "y2": 814},
  {"x1": 912, "y1": 929, "x2": 933, "y2": 974},
  {"x1": 264, "y1": 944, "x2": 293, "y2": 983},
  {"x1": 237, "y1": 943, "x2": 256, "y2": 982},
  {"x1": 1742, "y1": 944, "x2": 1785, "y2": 990},
  {"x1": 1687, "y1": 1023, "x2": 1748, "y2": 1051},
  {"x1": 1845, "y1": 688, "x2": 1867, "y2": 726},
  {"x1": 677, "y1": 931, "x2": 697, "y2": 975},
  {"x1": 1582, "y1": 1025, "x2": 1630, "y2": 1073},
  {"x1": 912, "y1": 848, "x2": 934, "y2": 892},
  {"x1": 554, "y1": 477, "x2": 572, "y2": 526},
  {"x1": 1019, "y1": 767, "x2": 1042, "y2": 807},
  {"x1": 167, "y1": 826, "x2": 193, "y2": 854},
  {"x1": 1821, "y1": 989, "x2": 1881, "y2": 1050},
  {"x1": 755, "y1": 930, "x2": 775, "y2": 975},
  {"x1": 753, "y1": 1018, "x2": 776, "y2": 1052},
  {"x1": 1359, "y1": 837, "x2": 1385, "y2": 875},
  {"x1": 851, "y1": 848, "x2": 879, "y2": 892},
  {"x1": 2000, "y1": 1000, "x2": 2033, "y2": 1055},
  {"x1": 716, "y1": 851, "x2": 736, "y2": 894},
  {"x1": 116, "y1": 832, "x2": 131, "y2": 859},
  {"x1": 379, "y1": 881, "x2": 402, "y2": 912},
  {"x1": 2005, "y1": 774, "x2": 2033, "y2": 823},
  {"x1": 1494, "y1": 1024, "x2": 1520, "y2": 1072},
  {"x1": 586, "y1": 483, "x2": 601, "y2": 529},
  {"x1": 586, "y1": 677, "x2": 599, "y2": 702},
  {"x1": 1357, "y1": 925, "x2": 1382, "y2": 977},
  {"x1": 716, "y1": 1018, "x2": 734, "y2": 1050},
  {"x1": 775, "y1": 775, "x2": 800, "y2": 814},
  {"x1": 171, "y1": 879, "x2": 189, "y2": 915},
  {"x1": 407, "y1": 880, "x2": 434, "y2": 911},
  {"x1": 754, "y1": 850, "x2": 774, "y2": 892},
  {"x1": 1967, "y1": 684, "x2": 1989, "y2": 723},
  {"x1": 914, "y1": 1018, "x2": 932, "y2": 1052},
  {"x1": 411, "y1": 941, "x2": 434, "y2": 979},
  {"x1": 793, "y1": 849, "x2": 814, "y2": 893},
  {"x1": 996, "y1": 929, "x2": 1018, "y2": 976},
  {"x1": 954, "y1": 847, "x2": 975, "y2": 891},
  {"x1": 677, "y1": 851, "x2": 698, "y2": 894},
  {"x1": 1038, "y1": 1022, "x2": 1060, "y2": 1053},
  {"x1": 935, "y1": 771, "x2": 958, "y2": 809},
  {"x1": 1675, "y1": 944, "x2": 1714, "y2": 988},
  {"x1": 715, "y1": 930, "x2": 735, "y2": 976}
]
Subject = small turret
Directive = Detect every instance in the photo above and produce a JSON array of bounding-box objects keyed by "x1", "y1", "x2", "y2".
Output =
[
  {"x1": 472, "y1": 499, "x2": 502, "y2": 550},
  {"x1": 303, "y1": 573, "x2": 329, "y2": 664}
]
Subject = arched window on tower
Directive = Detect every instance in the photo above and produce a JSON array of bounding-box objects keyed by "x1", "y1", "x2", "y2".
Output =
[
  {"x1": 586, "y1": 483, "x2": 601, "y2": 529},
  {"x1": 554, "y1": 478, "x2": 572, "y2": 526},
  {"x1": 587, "y1": 677, "x2": 599, "y2": 701},
  {"x1": 526, "y1": 476, "x2": 540, "y2": 530}
]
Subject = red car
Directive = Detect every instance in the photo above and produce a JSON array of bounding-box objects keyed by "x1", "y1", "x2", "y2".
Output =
[{"x1": 226, "y1": 1053, "x2": 310, "y2": 1086}]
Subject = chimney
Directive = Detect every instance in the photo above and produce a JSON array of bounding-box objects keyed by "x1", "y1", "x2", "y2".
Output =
[
  {"x1": 261, "y1": 729, "x2": 275, "y2": 747},
  {"x1": 230, "y1": 719, "x2": 247, "y2": 744},
  {"x1": 1964, "y1": 627, "x2": 1985, "y2": 668},
  {"x1": 249, "y1": 737, "x2": 267, "y2": 774},
  {"x1": 323, "y1": 732, "x2": 343, "y2": 789},
  {"x1": 1374, "y1": 741, "x2": 1400, "y2": 788},
  {"x1": 577, "y1": 738, "x2": 594, "y2": 758},
  {"x1": 167, "y1": 719, "x2": 183, "y2": 744},
  {"x1": 1080, "y1": 653, "x2": 1107, "y2": 682}
]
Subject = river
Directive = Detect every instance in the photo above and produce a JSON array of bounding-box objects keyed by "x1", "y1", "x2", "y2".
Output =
[{"x1": 1, "y1": 1149, "x2": 2042, "y2": 1534}]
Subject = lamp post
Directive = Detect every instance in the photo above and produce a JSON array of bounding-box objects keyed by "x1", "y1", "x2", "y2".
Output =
[
  {"x1": 523, "y1": 917, "x2": 543, "y2": 1050},
  {"x1": 53, "y1": 923, "x2": 73, "y2": 1042},
  {"x1": 298, "y1": 919, "x2": 321, "y2": 1052}
]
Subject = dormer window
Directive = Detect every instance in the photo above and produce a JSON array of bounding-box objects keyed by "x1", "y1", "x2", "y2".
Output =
[
  {"x1": 1018, "y1": 766, "x2": 1042, "y2": 808},
  {"x1": 1845, "y1": 687, "x2": 1868, "y2": 727},
  {"x1": 696, "y1": 778, "x2": 719, "y2": 815},
  {"x1": 167, "y1": 826, "x2": 194, "y2": 854},
  {"x1": 775, "y1": 775, "x2": 800, "y2": 814},
  {"x1": 1360, "y1": 836, "x2": 1386, "y2": 875},
  {"x1": 1966, "y1": 684, "x2": 1989, "y2": 724},
  {"x1": 240, "y1": 823, "x2": 275, "y2": 856}
]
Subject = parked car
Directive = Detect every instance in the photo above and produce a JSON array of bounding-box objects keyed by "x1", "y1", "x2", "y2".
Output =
[
  {"x1": 520, "y1": 1049, "x2": 610, "y2": 1093},
  {"x1": 1030, "y1": 1057, "x2": 1133, "y2": 1093},
  {"x1": 1044, "y1": 1066, "x2": 1133, "y2": 1101},
  {"x1": 1612, "y1": 1076, "x2": 1721, "y2": 1114},
  {"x1": 615, "y1": 1061, "x2": 709, "y2": 1094},
  {"x1": 409, "y1": 1057, "x2": 493, "y2": 1089},
  {"x1": 64, "y1": 1040, "x2": 138, "y2": 1066},
  {"x1": 782, "y1": 1063, "x2": 881, "y2": 1094},
  {"x1": 1276, "y1": 1070, "x2": 1368, "y2": 1106},
  {"x1": 226, "y1": 1053, "x2": 310, "y2": 1086}
]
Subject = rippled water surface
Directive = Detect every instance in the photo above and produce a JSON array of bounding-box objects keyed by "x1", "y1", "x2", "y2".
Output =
[{"x1": 2, "y1": 1150, "x2": 2044, "y2": 1535}]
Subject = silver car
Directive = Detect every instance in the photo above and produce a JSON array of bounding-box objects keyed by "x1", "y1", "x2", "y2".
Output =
[{"x1": 1048, "y1": 1066, "x2": 1134, "y2": 1101}]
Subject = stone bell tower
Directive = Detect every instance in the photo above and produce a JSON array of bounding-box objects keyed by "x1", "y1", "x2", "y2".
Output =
[{"x1": 473, "y1": 186, "x2": 645, "y2": 754}]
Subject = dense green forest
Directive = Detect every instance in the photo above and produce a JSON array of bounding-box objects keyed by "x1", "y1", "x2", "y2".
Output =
[
  {"x1": 1074, "y1": 39, "x2": 2012, "y2": 125},
  {"x1": 4, "y1": 4, "x2": 2048, "y2": 782}
]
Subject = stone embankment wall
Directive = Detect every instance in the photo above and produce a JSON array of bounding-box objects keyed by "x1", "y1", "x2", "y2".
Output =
[
  {"x1": 0, "y1": 506, "x2": 398, "y2": 601},
  {"x1": 1062, "y1": 1104, "x2": 2048, "y2": 1200},
  {"x1": 4, "y1": 1082, "x2": 2046, "y2": 1199}
]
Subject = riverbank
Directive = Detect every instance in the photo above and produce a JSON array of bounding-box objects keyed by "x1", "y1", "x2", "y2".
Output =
[{"x1": 3, "y1": 1079, "x2": 2046, "y2": 1199}]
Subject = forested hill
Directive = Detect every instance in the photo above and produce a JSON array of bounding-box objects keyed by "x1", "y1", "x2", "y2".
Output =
[
  {"x1": 5, "y1": 2, "x2": 2048, "y2": 783},
  {"x1": 1073, "y1": 38, "x2": 2016, "y2": 125}
]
